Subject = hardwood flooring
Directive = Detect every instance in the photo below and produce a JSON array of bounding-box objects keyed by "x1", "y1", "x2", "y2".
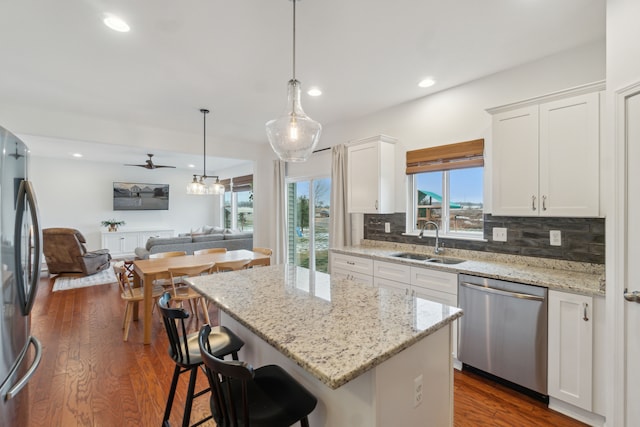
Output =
[{"x1": 25, "y1": 274, "x2": 588, "y2": 427}]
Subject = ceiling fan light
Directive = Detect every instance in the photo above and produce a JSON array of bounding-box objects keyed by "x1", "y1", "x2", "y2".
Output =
[{"x1": 266, "y1": 80, "x2": 322, "y2": 162}]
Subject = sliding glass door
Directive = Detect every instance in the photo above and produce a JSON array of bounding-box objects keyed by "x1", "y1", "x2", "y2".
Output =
[{"x1": 287, "y1": 177, "x2": 330, "y2": 273}]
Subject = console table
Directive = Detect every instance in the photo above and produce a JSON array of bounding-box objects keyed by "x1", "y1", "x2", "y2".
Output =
[{"x1": 101, "y1": 228, "x2": 173, "y2": 258}]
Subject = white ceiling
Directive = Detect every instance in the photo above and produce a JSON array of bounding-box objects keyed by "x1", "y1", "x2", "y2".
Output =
[{"x1": 0, "y1": 0, "x2": 605, "y2": 169}]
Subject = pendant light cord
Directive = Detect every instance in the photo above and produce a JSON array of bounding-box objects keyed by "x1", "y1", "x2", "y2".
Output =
[
  {"x1": 200, "y1": 108, "x2": 209, "y2": 178},
  {"x1": 292, "y1": 0, "x2": 296, "y2": 80}
]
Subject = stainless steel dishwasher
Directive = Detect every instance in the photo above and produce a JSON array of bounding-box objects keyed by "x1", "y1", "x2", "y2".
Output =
[{"x1": 458, "y1": 274, "x2": 548, "y2": 398}]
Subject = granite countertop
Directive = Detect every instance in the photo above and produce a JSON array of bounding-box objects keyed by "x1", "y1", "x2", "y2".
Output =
[
  {"x1": 187, "y1": 264, "x2": 462, "y2": 389},
  {"x1": 332, "y1": 241, "x2": 605, "y2": 296}
]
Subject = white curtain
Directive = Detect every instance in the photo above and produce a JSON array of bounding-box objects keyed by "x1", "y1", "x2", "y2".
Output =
[
  {"x1": 273, "y1": 159, "x2": 287, "y2": 264},
  {"x1": 330, "y1": 144, "x2": 351, "y2": 249}
]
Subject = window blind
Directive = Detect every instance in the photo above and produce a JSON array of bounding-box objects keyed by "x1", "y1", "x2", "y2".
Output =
[
  {"x1": 406, "y1": 138, "x2": 484, "y2": 174},
  {"x1": 232, "y1": 174, "x2": 253, "y2": 192}
]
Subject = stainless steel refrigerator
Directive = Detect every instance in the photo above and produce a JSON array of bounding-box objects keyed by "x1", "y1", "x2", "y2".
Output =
[{"x1": 0, "y1": 126, "x2": 43, "y2": 426}]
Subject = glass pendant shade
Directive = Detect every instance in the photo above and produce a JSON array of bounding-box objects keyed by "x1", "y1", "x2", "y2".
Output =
[
  {"x1": 266, "y1": 79, "x2": 322, "y2": 162},
  {"x1": 187, "y1": 175, "x2": 224, "y2": 195}
]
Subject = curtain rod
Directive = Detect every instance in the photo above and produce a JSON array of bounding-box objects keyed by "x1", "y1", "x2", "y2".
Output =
[{"x1": 312, "y1": 147, "x2": 331, "y2": 154}]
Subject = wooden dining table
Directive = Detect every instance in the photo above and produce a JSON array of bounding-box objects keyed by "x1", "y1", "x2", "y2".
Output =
[{"x1": 133, "y1": 249, "x2": 270, "y2": 344}]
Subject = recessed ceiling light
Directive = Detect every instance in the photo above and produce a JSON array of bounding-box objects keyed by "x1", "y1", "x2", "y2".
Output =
[
  {"x1": 72, "y1": 153, "x2": 83, "y2": 158},
  {"x1": 418, "y1": 78, "x2": 436, "y2": 88},
  {"x1": 307, "y1": 87, "x2": 322, "y2": 97},
  {"x1": 103, "y1": 14, "x2": 130, "y2": 32}
]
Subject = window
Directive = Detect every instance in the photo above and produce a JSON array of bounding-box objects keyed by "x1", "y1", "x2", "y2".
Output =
[
  {"x1": 407, "y1": 139, "x2": 484, "y2": 239},
  {"x1": 221, "y1": 175, "x2": 253, "y2": 231},
  {"x1": 286, "y1": 177, "x2": 331, "y2": 273}
]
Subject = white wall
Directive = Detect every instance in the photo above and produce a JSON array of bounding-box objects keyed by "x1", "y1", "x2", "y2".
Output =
[{"x1": 28, "y1": 154, "x2": 221, "y2": 251}]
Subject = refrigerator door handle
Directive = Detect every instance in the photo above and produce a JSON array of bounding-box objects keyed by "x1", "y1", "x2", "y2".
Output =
[
  {"x1": 14, "y1": 180, "x2": 42, "y2": 316},
  {"x1": 5, "y1": 336, "x2": 42, "y2": 401}
]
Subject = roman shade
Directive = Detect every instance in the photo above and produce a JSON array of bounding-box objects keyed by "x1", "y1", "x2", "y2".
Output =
[
  {"x1": 406, "y1": 138, "x2": 484, "y2": 174},
  {"x1": 220, "y1": 175, "x2": 253, "y2": 192},
  {"x1": 232, "y1": 174, "x2": 253, "y2": 192}
]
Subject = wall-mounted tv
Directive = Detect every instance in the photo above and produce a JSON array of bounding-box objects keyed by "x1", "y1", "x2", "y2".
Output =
[{"x1": 113, "y1": 182, "x2": 169, "y2": 211}]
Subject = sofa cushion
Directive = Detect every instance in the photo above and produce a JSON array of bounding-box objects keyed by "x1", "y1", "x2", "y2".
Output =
[
  {"x1": 192, "y1": 234, "x2": 225, "y2": 243},
  {"x1": 223, "y1": 232, "x2": 253, "y2": 240},
  {"x1": 146, "y1": 236, "x2": 191, "y2": 250}
]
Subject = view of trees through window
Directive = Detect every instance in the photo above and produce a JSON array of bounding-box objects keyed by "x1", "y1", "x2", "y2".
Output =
[
  {"x1": 224, "y1": 189, "x2": 253, "y2": 231},
  {"x1": 287, "y1": 177, "x2": 330, "y2": 273},
  {"x1": 414, "y1": 167, "x2": 483, "y2": 236}
]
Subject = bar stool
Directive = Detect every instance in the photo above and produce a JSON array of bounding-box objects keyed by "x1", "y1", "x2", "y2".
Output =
[
  {"x1": 157, "y1": 293, "x2": 244, "y2": 427},
  {"x1": 199, "y1": 324, "x2": 317, "y2": 427}
]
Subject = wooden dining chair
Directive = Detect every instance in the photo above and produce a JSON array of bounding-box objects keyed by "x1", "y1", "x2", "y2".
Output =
[
  {"x1": 114, "y1": 265, "x2": 164, "y2": 341},
  {"x1": 249, "y1": 247, "x2": 272, "y2": 268},
  {"x1": 193, "y1": 248, "x2": 227, "y2": 255},
  {"x1": 158, "y1": 294, "x2": 244, "y2": 427},
  {"x1": 167, "y1": 263, "x2": 216, "y2": 325},
  {"x1": 149, "y1": 251, "x2": 187, "y2": 287},
  {"x1": 214, "y1": 258, "x2": 252, "y2": 272},
  {"x1": 199, "y1": 324, "x2": 317, "y2": 427}
]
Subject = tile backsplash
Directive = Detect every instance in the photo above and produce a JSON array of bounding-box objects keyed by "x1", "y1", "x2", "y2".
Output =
[{"x1": 363, "y1": 213, "x2": 605, "y2": 264}]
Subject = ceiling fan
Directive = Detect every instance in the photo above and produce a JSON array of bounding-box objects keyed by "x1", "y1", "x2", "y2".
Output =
[{"x1": 125, "y1": 153, "x2": 176, "y2": 169}]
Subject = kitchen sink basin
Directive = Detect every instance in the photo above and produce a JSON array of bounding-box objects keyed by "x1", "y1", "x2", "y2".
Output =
[
  {"x1": 390, "y1": 252, "x2": 430, "y2": 261},
  {"x1": 390, "y1": 252, "x2": 465, "y2": 265},
  {"x1": 424, "y1": 257, "x2": 465, "y2": 265}
]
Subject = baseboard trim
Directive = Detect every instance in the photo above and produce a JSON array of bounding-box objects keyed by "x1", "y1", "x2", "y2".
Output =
[{"x1": 548, "y1": 397, "x2": 606, "y2": 427}]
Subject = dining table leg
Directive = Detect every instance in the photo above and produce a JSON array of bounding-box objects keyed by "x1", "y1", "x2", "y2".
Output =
[{"x1": 143, "y1": 272, "x2": 153, "y2": 345}]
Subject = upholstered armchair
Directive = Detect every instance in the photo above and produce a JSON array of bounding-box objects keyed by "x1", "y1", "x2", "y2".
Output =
[{"x1": 43, "y1": 228, "x2": 111, "y2": 276}]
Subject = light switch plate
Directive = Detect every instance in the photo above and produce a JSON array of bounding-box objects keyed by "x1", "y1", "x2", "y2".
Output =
[
  {"x1": 384, "y1": 222, "x2": 391, "y2": 233},
  {"x1": 550, "y1": 230, "x2": 562, "y2": 246},
  {"x1": 493, "y1": 227, "x2": 507, "y2": 242}
]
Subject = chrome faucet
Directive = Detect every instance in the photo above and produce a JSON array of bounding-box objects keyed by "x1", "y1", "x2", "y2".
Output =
[{"x1": 418, "y1": 220, "x2": 442, "y2": 255}]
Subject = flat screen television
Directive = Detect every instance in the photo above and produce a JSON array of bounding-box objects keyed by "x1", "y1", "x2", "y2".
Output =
[{"x1": 113, "y1": 182, "x2": 169, "y2": 211}]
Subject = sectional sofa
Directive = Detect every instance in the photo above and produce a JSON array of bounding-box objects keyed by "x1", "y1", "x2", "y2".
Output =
[{"x1": 133, "y1": 227, "x2": 253, "y2": 259}]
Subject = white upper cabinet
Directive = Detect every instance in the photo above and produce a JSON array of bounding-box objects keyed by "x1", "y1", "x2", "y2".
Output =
[
  {"x1": 490, "y1": 85, "x2": 602, "y2": 217},
  {"x1": 347, "y1": 135, "x2": 396, "y2": 213}
]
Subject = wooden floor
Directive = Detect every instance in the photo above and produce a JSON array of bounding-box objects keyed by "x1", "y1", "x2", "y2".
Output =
[{"x1": 25, "y1": 274, "x2": 588, "y2": 427}]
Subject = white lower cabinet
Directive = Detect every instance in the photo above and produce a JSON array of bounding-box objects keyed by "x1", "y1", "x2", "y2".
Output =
[
  {"x1": 101, "y1": 229, "x2": 173, "y2": 258},
  {"x1": 374, "y1": 260, "x2": 460, "y2": 366},
  {"x1": 548, "y1": 290, "x2": 606, "y2": 426}
]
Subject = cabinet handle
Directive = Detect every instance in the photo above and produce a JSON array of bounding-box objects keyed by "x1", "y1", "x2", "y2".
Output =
[
  {"x1": 531, "y1": 195, "x2": 537, "y2": 211},
  {"x1": 583, "y1": 303, "x2": 589, "y2": 321},
  {"x1": 542, "y1": 195, "x2": 547, "y2": 211},
  {"x1": 375, "y1": 200, "x2": 379, "y2": 211},
  {"x1": 346, "y1": 261, "x2": 355, "y2": 265}
]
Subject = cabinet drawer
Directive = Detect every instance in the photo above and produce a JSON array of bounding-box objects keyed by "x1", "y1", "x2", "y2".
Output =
[
  {"x1": 373, "y1": 260, "x2": 411, "y2": 283},
  {"x1": 331, "y1": 253, "x2": 373, "y2": 276},
  {"x1": 411, "y1": 267, "x2": 457, "y2": 295},
  {"x1": 332, "y1": 267, "x2": 373, "y2": 286},
  {"x1": 374, "y1": 276, "x2": 409, "y2": 293}
]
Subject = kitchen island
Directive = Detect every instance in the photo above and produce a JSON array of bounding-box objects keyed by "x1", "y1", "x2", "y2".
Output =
[{"x1": 188, "y1": 264, "x2": 462, "y2": 427}]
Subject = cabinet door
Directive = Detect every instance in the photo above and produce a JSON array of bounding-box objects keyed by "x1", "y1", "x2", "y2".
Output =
[
  {"x1": 348, "y1": 141, "x2": 381, "y2": 213},
  {"x1": 373, "y1": 260, "x2": 411, "y2": 283},
  {"x1": 492, "y1": 105, "x2": 540, "y2": 216},
  {"x1": 413, "y1": 286, "x2": 458, "y2": 361},
  {"x1": 410, "y1": 266, "x2": 457, "y2": 295},
  {"x1": 374, "y1": 276, "x2": 410, "y2": 293},
  {"x1": 548, "y1": 290, "x2": 593, "y2": 411},
  {"x1": 102, "y1": 233, "x2": 125, "y2": 255},
  {"x1": 539, "y1": 92, "x2": 600, "y2": 217},
  {"x1": 332, "y1": 267, "x2": 374, "y2": 286}
]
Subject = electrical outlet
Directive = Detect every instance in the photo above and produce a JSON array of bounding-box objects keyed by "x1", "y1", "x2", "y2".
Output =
[
  {"x1": 492, "y1": 227, "x2": 507, "y2": 242},
  {"x1": 385, "y1": 222, "x2": 391, "y2": 233},
  {"x1": 550, "y1": 230, "x2": 562, "y2": 246},
  {"x1": 414, "y1": 374, "x2": 423, "y2": 407}
]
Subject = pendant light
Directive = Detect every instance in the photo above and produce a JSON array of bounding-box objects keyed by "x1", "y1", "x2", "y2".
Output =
[
  {"x1": 187, "y1": 109, "x2": 225, "y2": 195},
  {"x1": 265, "y1": 0, "x2": 321, "y2": 162}
]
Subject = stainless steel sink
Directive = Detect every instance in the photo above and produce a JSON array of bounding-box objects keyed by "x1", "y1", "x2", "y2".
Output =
[
  {"x1": 389, "y1": 252, "x2": 465, "y2": 264},
  {"x1": 390, "y1": 252, "x2": 430, "y2": 261},
  {"x1": 424, "y1": 257, "x2": 465, "y2": 265}
]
